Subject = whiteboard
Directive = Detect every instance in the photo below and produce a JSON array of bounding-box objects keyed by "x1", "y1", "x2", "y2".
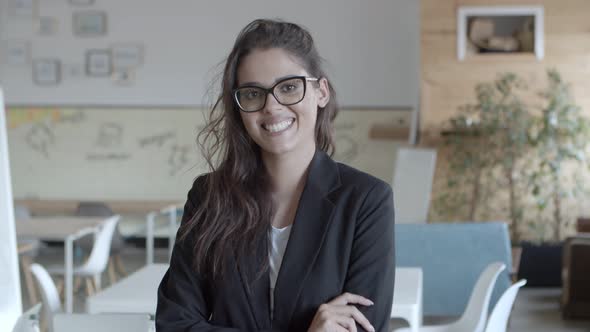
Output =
[
  {"x1": 7, "y1": 107, "x2": 409, "y2": 201},
  {"x1": 0, "y1": 0, "x2": 419, "y2": 108}
]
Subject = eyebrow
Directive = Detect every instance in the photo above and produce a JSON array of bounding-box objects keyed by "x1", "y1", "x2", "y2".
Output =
[{"x1": 237, "y1": 75, "x2": 302, "y2": 88}]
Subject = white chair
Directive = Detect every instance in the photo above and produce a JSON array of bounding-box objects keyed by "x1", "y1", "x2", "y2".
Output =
[
  {"x1": 12, "y1": 303, "x2": 42, "y2": 332},
  {"x1": 30, "y1": 264, "x2": 62, "y2": 332},
  {"x1": 395, "y1": 262, "x2": 506, "y2": 332},
  {"x1": 75, "y1": 202, "x2": 128, "y2": 283},
  {"x1": 52, "y1": 313, "x2": 151, "y2": 332},
  {"x1": 392, "y1": 147, "x2": 437, "y2": 223},
  {"x1": 47, "y1": 215, "x2": 120, "y2": 294},
  {"x1": 484, "y1": 279, "x2": 527, "y2": 332}
]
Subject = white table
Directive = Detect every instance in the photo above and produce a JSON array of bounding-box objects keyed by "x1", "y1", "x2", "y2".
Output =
[
  {"x1": 392, "y1": 267, "x2": 423, "y2": 332},
  {"x1": 145, "y1": 205, "x2": 182, "y2": 265},
  {"x1": 87, "y1": 264, "x2": 168, "y2": 314},
  {"x1": 16, "y1": 217, "x2": 109, "y2": 313}
]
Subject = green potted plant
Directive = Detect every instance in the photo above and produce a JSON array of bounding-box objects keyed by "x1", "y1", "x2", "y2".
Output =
[
  {"x1": 434, "y1": 73, "x2": 533, "y2": 243},
  {"x1": 517, "y1": 69, "x2": 590, "y2": 286}
]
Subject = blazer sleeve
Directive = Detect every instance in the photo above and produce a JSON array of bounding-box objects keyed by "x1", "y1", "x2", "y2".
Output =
[
  {"x1": 156, "y1": 177, "x2": 243, "y2": 332},
  {"x1": 342, "y1": 180, "x2": 395, "y2": 332}
]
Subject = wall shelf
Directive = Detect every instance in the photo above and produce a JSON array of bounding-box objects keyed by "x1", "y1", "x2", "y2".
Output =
[{"x1": 457, "y1": 5, "x2": 544, "y2": 61}]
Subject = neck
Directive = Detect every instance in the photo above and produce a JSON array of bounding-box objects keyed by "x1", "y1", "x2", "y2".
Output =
[{"x1": 262, "y1": 145, "x2": 316, "y2": 196}]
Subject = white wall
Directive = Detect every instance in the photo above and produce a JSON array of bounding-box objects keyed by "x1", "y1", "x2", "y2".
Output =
[{"x1": 0, "y1": 0, "x2": 419, "y2": 109}]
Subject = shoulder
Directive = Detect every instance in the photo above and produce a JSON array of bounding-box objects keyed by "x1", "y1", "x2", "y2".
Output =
[{"x1": 334, "y1": 161, "x2": 393, "y2": 198}]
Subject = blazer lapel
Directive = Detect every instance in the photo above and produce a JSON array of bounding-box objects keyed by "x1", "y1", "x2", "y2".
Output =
[{"x1": 271, "y1": 150, "x2": 341, "y2": 329}]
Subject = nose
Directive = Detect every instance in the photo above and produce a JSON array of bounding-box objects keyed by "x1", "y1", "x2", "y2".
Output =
[{"x1": 262, "y1": 91, "x2": 282, "y2": 112}]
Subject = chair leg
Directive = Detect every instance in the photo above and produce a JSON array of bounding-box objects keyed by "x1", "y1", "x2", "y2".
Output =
[
  {"x1": 114, "y1": 254, "x2": 128, "y2": 277},
  {"x1": 108, "y1": 257, "x2": 117, "y2": 285},
  {"x1": 56, "y1": 278, "x2": 65, "y2": 300},
  {"x1": 74, "y1": 276, "x2": 83, "y2": 294},
  {"x1": 94, "y1": 274, "x2": 101, "y2": 291},
  {"x1": 85, "y1": 277, "x2": 95, "y2": 296},
  {"x1": 20, "y1": 256, "x2": 38, "y2": 305}
]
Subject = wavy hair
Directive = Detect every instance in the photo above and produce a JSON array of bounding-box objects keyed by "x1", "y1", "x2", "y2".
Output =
[{"x1": 178, "y1": 19, "x2": 339, "y2": 282}]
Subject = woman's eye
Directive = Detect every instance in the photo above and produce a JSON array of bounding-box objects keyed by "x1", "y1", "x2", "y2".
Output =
[
  {"x1": 244, "y1": 90, "x2": 260, "y2": 100},
  {"x1": 279, "y1": 84, "x2": 297, "y2": 93}
]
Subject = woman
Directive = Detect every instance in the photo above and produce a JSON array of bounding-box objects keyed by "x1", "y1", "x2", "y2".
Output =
[{"x1": 156, "y1": 19, "x2": 395, "y2": 332}]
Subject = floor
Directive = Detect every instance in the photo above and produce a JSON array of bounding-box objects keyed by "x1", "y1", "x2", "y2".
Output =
[{"x1": 21, "y1": 243, "x2": 590, "y2": 332}]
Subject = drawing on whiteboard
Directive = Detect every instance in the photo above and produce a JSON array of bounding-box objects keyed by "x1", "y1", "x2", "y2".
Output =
[
  {"x1": 25, "y1": 123, "x2": 55, "y2": 158},
  {"x1": 8, "y1": 108, "x2": 86, "y2": 129},
  {"x1": 86, "y1": 153, "x2": 131, "y2": 161},
  {"x1": 56, "y1": 110, "x2": 85, "y2": 124},
  {"x1": 334, "y1": 134, "x2": 359, "y2": 163},
  {"x1": 138, "y1": 131, "x2": 175, "y2": 148},
  {"x1": 169, "y1": 144, "x2": 190, "y2": 176},
  {"x1": 96, "y1": 122, "x2": 123, "y2": 148}
]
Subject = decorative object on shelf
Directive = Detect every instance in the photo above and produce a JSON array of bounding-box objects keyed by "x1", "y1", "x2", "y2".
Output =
[
  {"x1": 111, "y1": 43, "x2": 144, "y2": 69},
  {"x1": 111, "y1": 69, "x2": 135, "y2": 86},
  {"x1": 457, "y1": 5, "x2": 544, "y2": 60},
  {"x1": 32, "y1": 58, "x2": 61, "y2": 85},
  {"x1": 73, "y1": 10, "x2": 107, "y2": 37},
  {"x1": 3, "y1": 40, "x2": 31, "y2": 65},
  {"x1": 86, "y1": 49, "x2": 112, "y2": 76}
]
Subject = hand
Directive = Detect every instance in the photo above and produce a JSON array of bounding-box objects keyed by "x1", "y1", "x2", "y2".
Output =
[{"x1": 307, "y1": 292, "x2": 375, "y2": 332}]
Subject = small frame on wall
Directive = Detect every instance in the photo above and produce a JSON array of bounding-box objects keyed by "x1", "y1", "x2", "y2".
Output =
[
  {"x1": 111, "y1": 43, "x2": 144, "y2": 69},
  {"x1": 32, "y1": 58, "x2": 61, "y2": 85},
  {"x1": 73, "y1": 10, "x2": 107, "y2": 36},
  {"x1": 86, "y1": 49, "x2": 112, "y2": 76},
  {"x1": 457, "y1": 5, "x2": 544, "y2": 60}
]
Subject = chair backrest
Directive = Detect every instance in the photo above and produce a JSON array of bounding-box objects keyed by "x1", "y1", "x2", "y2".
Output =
[
  {"x1": 52, "y1": 313, "x2": 151, "y2": 332},
  {"x1": 455, "y1": 262, "x2": 506, "y2": 332},
  {"x1": 392, "y1": 147, "x2": 437, "y2": 223},
  {"x1": 12, "y1": 303, "x2": 42, "y2": 332},
  {"x1": 29, "y1": 264, "x2": 61, "y2": 332},
  {"x1": 484, "y1": 279, "x2": 527, "y2": 332},
  {"x1": 83, "y1": 215, "x2": 120, "y2": 274},
  {"x1": 14, "y1": 204, "x2": 32, "y2": 219}
]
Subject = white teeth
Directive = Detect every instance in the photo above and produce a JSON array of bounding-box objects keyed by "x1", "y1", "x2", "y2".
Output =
[{"x1": 264, "y1": 119, "x2": 294, "y2": 133}]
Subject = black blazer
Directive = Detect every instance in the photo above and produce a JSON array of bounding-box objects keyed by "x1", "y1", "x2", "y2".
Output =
[{"x1": 156, "y1": 150, "x2": 395, "y2": 331}]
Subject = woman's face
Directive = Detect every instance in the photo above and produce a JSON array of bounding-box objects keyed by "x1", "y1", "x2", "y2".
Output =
[{"x1": 236, "y1": 48, "x2": 330, "y2": 159}]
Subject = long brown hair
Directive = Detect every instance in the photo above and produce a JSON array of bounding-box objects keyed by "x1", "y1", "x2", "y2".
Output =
[{"x1": 179, "y1": 19, "x2": 339, "y2": 282}]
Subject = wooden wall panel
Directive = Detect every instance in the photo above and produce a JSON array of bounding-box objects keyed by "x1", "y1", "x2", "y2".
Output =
[{"x1": 421, "y1": 0, "x2": 590, "y2": 133}]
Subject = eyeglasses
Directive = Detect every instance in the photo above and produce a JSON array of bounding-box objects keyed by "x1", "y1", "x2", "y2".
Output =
[{"x1": 233, "y1": 76, "x2": 319, "y2": 113}]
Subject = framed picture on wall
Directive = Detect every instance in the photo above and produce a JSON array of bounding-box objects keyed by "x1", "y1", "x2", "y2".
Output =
[
  {"x1": 8, "y1": 0, "x2": 37, "y2": 17},
  {"x1": 3, "y1": 41, "x2": 31, "y2": 65},
  {"x1": 32, "y1": 58, "x2": 61, "y2": 85},
  {"x1": 111, "y1": 43, "x2": 144, "y2": 69},
  {"x1": 73, "y1": 11, "x2": 107, "y2": 36},
  {"x1": 86, "y1": 49, "x2": 112, "y2": 76}
]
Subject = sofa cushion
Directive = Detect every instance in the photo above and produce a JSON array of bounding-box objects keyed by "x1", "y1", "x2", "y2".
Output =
[{"x1": 395, "y1": 222, "x2": 512, "y2": 316}]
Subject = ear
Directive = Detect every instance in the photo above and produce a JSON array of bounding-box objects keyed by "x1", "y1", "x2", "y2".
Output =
[{"x1": 316, "y1": 77, "x2": 330, "y2": 108}]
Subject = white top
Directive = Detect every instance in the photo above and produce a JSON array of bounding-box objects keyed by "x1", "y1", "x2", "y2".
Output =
[{"x1": 268, "y1": 224, "x2": 292, "y2": 319}]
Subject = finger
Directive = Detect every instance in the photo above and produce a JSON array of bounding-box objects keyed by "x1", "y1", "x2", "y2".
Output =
[
  {"x1": 330, "y1": 305, "x2": 374, "y2": 332},
  {"x1": 333, "y1": 315, "x2": 357, "y2": 332},
  {"x1": 329, "y1": 292, "x2": 374, "y2": 307}
]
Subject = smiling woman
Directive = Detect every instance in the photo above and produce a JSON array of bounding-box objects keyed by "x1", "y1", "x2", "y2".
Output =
[{"x1": 156, "y1": 19, "x2": 396, "y2": 332}]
